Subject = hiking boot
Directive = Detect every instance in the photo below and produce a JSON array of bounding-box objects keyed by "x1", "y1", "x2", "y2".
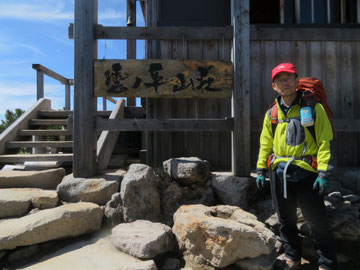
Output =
[{"x1": 273, "y1": 255, "x2": 300, "y2": 270}]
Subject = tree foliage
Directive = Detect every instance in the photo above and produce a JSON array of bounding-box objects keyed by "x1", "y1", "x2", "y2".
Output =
[{"x1": 0, "y1": 109, "x2": 25, "y2": 134}]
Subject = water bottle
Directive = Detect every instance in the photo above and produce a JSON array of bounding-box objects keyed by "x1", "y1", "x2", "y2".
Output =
[{"x1": 300, "y1": 107, "x2": 314, "y2": 127}]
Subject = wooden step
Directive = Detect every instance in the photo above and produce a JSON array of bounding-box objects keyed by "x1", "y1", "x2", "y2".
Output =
[
  {"x1": 7, "y1": 141, "x2": 73, "y2": 148},
  {"x1": 37, "y1": 110, "x2": 72, "y2": 119},
  {"x1": 18, "y1": 130, "x2": 72, "y2": 136},
  {"x1": 38, "y1": 110, "x2": 112, "y2": 118},
  {"x1": 0, "y1": 154, "x2": 73, "y2": 162},
  {"x1": 29, "y1": 119, "x2": 68, "y2": 126}
]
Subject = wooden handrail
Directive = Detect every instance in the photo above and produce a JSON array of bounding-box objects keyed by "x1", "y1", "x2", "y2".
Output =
[
  {"x1": 32, "y1": 64, "x2": 73, "y2": 85},
  {"x1": 32, "y1": 64, "x2": 73, "y2": 110}
]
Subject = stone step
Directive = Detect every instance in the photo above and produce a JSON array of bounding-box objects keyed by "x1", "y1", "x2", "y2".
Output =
[
  {"x1": 0, "y1": 202, "x2": 103, "y2": 251},
  {"x1": 29, "y1": 119, "x2": 68, "y2": 126},
  {"x1": 7, "y1": 141, "x2": 73, "y2": 148},
  {"x1": 0, "y1": 168, "x2": 66, "y2": 189},
  {"x1": 20, "y1": 234, "x2": 156, "y2": 270},
  {"x1": 18, "y1": 130, "x2": 72, "y2": 136},
  {"x1": 0, "y1": 154, "x2": 73, "y2": 163}
]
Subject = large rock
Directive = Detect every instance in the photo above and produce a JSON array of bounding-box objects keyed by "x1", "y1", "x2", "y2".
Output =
[
  {"x1": 0, "y1": 202, "x2": 103, "y2": 251},
  {"x1": 172, "y1": 204, "x2": 276, "y2": 268},
  {"x1": 159, "y1": 173, "x2": 215, "y2": 226},
  {"x1": 163, "y1": 157, "x2": 210, "y2": 185},
  {"x1": 0, "y1": 188, "x2": 58, "y2": 218},
  {"x1": 0, "y1": 168, "x2": 65, "y2": 189},
  {"x1": 235, "y1": 251, "x2": 278, "y2": 270},
  {"x1": 323, "y1": 192, "x2": 360, "y2": 265},
  {"x1": 111, "y1": 220, "x2": 176, "y2": 259},
  {"x1": 211, "y1": 172, "x2": 257, "y2": 209},
  {"x1": 120, "y1": 164, "x2": 161, "y2": 222},
  {"x1": 104, "y1": 192, "x2": 124, "y2": 226},
  {"x1": 20, "y1": 234, "x2": 157, "y2": 270},
  {"x1": 57, "y1": 172, "x2": 120, "y2": 205},
  {"x1": 331, "y1": 168, "x2": 360, "y2": 195}
]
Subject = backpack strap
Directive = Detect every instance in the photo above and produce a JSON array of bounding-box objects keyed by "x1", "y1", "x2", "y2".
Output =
[
  {"x1": 268, "y1": 102, "x2": 317, "y2": 144},
  {"x1": 269, "y1": 105, "x2": 278, "y2": 136}
]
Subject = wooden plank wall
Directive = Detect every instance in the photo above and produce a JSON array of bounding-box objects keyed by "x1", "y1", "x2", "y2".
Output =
[
  {"x1": 146, "y1": 38, "x2": 232, "y2": 170},
  {"x1": 250, "y1": 40, "x2": 360, "y2": 168}
]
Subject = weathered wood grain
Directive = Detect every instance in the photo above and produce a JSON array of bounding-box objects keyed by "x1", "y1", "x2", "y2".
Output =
[
  {"x1": 73, "y1": 0, "x2": 98, "y2": 177},
  {"x1": 94, "y1": 59, "x2": 233, "y2": 98},
  {"x1": 96, "y1": 98, "x2": 125, "y2": 171},
  {"x1": 232, "y1": 0, "x2": 251, "y2": 176},
  {"x1": 96, "y1": 118, "x2": 233, "y2": 131}
]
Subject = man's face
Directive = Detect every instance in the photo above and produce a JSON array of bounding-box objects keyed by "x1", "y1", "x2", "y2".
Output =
[{"x1": 272, "y1": 72, "x2": 299, "y2": 97}]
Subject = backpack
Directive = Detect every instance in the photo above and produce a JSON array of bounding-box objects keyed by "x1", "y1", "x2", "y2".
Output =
[{"x1": 268, "y1": 77, "x2": 335, "y2": 141}]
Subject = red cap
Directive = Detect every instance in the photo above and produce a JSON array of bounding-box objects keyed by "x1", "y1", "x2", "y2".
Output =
[{"x1": 272, "y1": 63, "x2": 296, "y2": 81}]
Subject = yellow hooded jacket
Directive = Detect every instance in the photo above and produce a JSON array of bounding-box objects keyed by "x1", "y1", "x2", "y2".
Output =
[{"x1": 256, "y1": 96, "x2": 333, "y2": 175}]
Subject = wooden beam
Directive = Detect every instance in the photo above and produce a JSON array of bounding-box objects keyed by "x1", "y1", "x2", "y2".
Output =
[
  {"x1": 251, "y1": 119, "x2": 360, "y2": 132},
  {"x1": 0, "y1": 154, "x2": 73, "y2": 163},
  {"x1": 96, "y1": 118, "x2": 234, "y2": 132},
  {"x1": 37, "y1": 107, "x2": 145, "y2": 119},
  {"x1": 73, "y1": 0, "x2": 98, "y2": 178},
  {"x1": 94, "y1": 59, "x2": 233, "y2": 98},
  {"x1": 65, "y1": 84, "x2": 71, "y2": 110},
  {"x1": 7, "y1": 141, "x2": 73, "y2": 148},
  {"x1": 231, "y1": 0, "x2": 251, "y2": 176},
  {"x1": 250, "y1": 26, "x2": 360, "y2": 41},
  {"x1": 18, "y1": 130, "x2": 72, "y2": 136},
  {"x1": 97, "y1": 98, "x2": 125, "y2": 171},
  {"x1": 106, "y1": 97, "x2": 117, "y2": 104},
  {"x1": 68, "y1": 24, "x2": 234, "y2": 40},
  {"x1": 127, "y1": 0, "x2": 137, "y2": 107},
  {"x1": 36, "y1": 70, "x2": 44, "y2": 100},
  {"x1": 280, "y1": 0, "x2": 295, "y2": 24},
  {"x1": 68, "y1": 23, "x2": 360, "y2": 42},
  {"x1": 32, "y1": 64, "x2": 70, "y2": 85}
]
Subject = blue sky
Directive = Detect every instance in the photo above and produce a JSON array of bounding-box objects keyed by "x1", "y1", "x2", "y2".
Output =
[{"x1": 0, "y1": 0, "x2": 145, "y2": 121}]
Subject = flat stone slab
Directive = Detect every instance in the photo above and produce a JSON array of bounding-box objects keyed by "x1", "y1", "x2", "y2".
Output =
[
  {"x1": 21, "y1": 234, "x2": 157, "y2": 270},
  {"x1": 111, "y1": 220, "x2": 176, "y2": 259},
  {"x1": 0, "y1": 202, "x2": 103, "y2": 251},
  {"x1": 57, "y1": 171, "x2": 121, "y2": 205},
  {"x1": 0, "y1": 168, "x2": 65, "y2": 189},
  {"x1": 0, "y1": 188, "x2": 58, "y2": 218}
]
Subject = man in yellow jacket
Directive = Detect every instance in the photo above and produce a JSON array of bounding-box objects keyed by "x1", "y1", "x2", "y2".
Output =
[{"x1": 256, "y1": 63, "x2": 337, "y2": 270}]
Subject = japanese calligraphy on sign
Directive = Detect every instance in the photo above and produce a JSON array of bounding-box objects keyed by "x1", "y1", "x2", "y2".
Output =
[{"x1": 94, "y1": 59, "x2": 233, "y2": 98}]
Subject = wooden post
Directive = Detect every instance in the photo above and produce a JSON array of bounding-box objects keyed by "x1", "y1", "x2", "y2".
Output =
[
  {"x1": 65, "y1": 84, "x2": 70, "y2": 110},
  {"x1": 231, "y1": 0, "x2": 250, "y2": 176},
  {"x1": 280, "y1": 0, "x2": 295, "y2": 24},
  {"x1": 36, "y1": 71, "x2": 44, "y2": 100},
  {"x1": 102, "y1": 97, "x2": 107, "y2": 110},
  {"x1": 73, "y1": 0, "x2": 98, "y2": 177},
  {"x1": 127, "y1": 0, "x2": 137, "y2": 107}
]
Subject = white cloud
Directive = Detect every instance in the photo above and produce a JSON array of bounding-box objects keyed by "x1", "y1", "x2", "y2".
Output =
[
  {"x1": 0, "y1": 35, "x2": 46, "y2": 57},
  {"x1": 98, "y1": 8, "x2": 126, "y2": 23},
  {"x1": 0, "y1": 1, "x2": 125, "y2": 23},
  {"x1": 0, "y1": 2, "x2": 73, "y2": 22}
]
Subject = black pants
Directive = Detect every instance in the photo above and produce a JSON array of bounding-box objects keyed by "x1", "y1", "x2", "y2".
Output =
[{"x1": 273, "y1": 170, "x2": 338, "y2": 270}]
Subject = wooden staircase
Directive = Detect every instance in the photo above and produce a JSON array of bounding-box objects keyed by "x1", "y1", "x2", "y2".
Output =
[
  {"x1": 0, "y1": 110, "x2": 74, "y2": 164},
  {"x1": 0, "y1": 101, "x2": 143, "y2": 169}
]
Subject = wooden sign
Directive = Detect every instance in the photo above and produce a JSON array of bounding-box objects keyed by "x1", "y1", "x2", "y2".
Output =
[{"x1": 94, "y1": 59, "x2": 233, "y2": 98}]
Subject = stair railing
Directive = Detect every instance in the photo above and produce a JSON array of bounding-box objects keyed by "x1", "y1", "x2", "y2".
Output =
[{"x1": 32, "y1": 64, "x2": 73, "y2": 110}]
